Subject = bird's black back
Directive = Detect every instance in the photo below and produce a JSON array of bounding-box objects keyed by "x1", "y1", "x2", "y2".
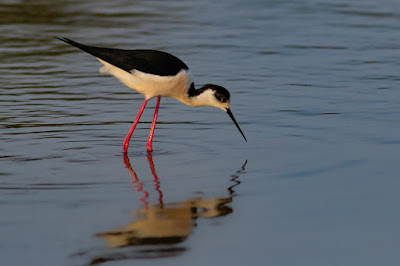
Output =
[{"x1": 56, "y1": 37, "x2": 189, "y2": 76}]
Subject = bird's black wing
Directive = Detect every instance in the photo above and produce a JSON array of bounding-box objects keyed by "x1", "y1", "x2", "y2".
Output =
[{"x1": 56, "y1": 37, "x2": 189, "y2": 76}]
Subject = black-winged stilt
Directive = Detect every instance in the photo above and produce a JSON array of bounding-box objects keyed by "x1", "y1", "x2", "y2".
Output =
[{"x1": 56, "y1": 37, "x2": 246, "y2": 153}]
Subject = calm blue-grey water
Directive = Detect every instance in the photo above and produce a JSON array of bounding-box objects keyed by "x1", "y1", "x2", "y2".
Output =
[{"x1": 1, "y1": 0, "x2": 400, "y2": 265}]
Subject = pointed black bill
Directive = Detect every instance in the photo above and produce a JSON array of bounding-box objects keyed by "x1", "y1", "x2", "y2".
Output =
[{"x1": 226, "y1": 108, "x2": 247, "y2": 142}]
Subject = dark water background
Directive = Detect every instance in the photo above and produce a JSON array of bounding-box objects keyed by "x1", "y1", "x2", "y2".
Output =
[{"x1": 1, "y1": 0, "x2": 400, "y2": 265}]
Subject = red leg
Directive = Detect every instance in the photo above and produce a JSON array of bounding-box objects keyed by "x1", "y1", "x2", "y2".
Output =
[
  {"x1": 146, "y1": 97, "x2": 161, "y2": 152},
  {"x1": 123, "y1": 98, "x2": 148, "y2": 153}
]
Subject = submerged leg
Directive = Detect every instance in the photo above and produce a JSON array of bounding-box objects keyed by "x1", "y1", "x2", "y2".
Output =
[
  {"x1": 146, "y1": 97, "x2": 161, "y2": 152},
  {"x1": 123, "y1": 98, "x2": 148, "y2": 153}
]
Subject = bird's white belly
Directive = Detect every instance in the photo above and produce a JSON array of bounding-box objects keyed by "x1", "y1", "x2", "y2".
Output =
[{"x1": 97, "y1": 59, "x2": 191, "y2": 100}]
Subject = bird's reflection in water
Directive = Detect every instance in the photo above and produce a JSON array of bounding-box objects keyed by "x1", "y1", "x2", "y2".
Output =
[{"x1": 90, "y1": 154, "x2": 247, "y2": 264}]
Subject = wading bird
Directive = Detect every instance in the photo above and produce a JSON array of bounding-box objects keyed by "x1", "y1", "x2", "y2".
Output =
[{"x1": 56, "y1": 37, "x2": 246, "y2": 153}]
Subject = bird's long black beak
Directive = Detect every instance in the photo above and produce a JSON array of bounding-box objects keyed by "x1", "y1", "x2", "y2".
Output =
[{"x1": 226, "y1": 108, "x2": 247, "y2": 142}]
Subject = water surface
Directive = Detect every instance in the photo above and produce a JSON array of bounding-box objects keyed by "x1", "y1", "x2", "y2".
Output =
[{"x1": 1, "y1": 0, "x2": 400, "y2": 265}]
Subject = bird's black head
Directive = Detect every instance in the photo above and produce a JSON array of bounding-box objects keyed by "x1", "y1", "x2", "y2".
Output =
[
  {"x1": 200, "y1": 84, "x2": 231, "y2": 107},
  {"x1": 198, "y1": 84, "x2": 247, "y2": 142},
  {"x1": 208, "y1": 84, "x2": 230, "y2": 103}
]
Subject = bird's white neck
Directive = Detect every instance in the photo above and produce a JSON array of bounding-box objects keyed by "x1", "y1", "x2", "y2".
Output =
[{"x1": 177, "y1": 89, "x2": 215, "y2": 107}]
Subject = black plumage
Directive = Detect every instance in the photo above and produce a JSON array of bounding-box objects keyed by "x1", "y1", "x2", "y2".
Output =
[{"x1": 55, "y1": 37, "x2": 189, "y2": 76}]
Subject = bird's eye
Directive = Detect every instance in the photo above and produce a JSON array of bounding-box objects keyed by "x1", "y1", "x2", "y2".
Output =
[{"x1": 214, "y1": 92, "x2": 228, "y2": 103}]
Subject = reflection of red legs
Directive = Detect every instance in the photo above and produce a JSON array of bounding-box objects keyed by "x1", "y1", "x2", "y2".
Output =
[
  {"x1": 146, "y1": 97, "x2": 161, "y2": 153},
  {"x1": 123, "y1": 98, "x2": 148, "y2": 153},
  {"x1": 123, "y1": 153, "x2": 149, "y2": 207},
  {"x1": 123, "y1": 153, "x2": 138, "y2": 182},
  {"x1": 147, "y1": 154, "x2": 163, "y2": 206}
]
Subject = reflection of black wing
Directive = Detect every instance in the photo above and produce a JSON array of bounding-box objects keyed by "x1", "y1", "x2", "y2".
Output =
[{"x1": 56, "y1": 37, "x2": 189, "y2": 76}]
